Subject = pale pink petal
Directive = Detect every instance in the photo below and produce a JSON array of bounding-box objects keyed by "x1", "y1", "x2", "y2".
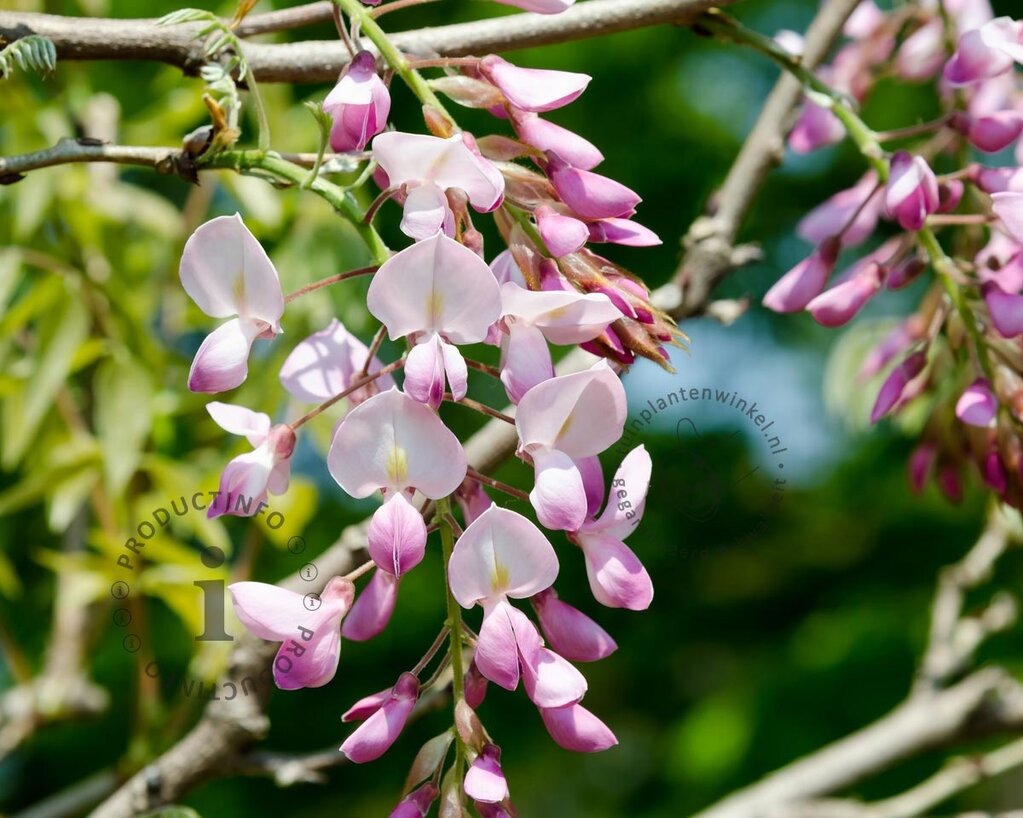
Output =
[
  {"x1": 516, "y1": 362, "x2": 627, "y2": 458},
  {"x1": 279, "y1": 318, "x2": 394, "y2": 404},
  {"x1": 481, "y1": 55, "x2": 590, "y2": 113},
  {"x1": 530, "y1": 447, "x2": 589, "y2": 532},
  {"x1": 404, "y1": 333, "x2": 447, "y2": 409},
  {"x1": 500, "y1": 283, "x2": 620, "y2": 345},
  {"x1": 789, "y1": 100, "x2": 844, "y2": 153},
  {"x1": 577, "y1": 455, "x2": 605, "y2": 518},
  {"x1": 179, "y1": 214, "x2": 284, "y2": 327},
  {"x1": 591, "y1": 445, "x2": 651, "y2": 540},
  {"x1": 441, "y1": 339, "x2": 469, "y2": 402},
  {"x1": 188, "y1": 317, "x2": 262, "y2": 393},
  {"x1": 448, "y1": 505, "x2": 559, "y2": 606},
  {"x1": 207, "y1": 445, "x2": 275, "y2": 519},
  {"x1": 475, "y1": 598, "x2": 522, "y2": 690},
  {"x1": 992, "y1": 191, "x2": 1023, "y2": 244},
  {"x1": 366, "y1": 231, "x2": 502, "y2": 344},
  {"x1": 501, "y1": 323, "x2": 554, "y2": 404},
  {"x1": 342, "y1": 687, "x2": 391, "y2": 722},
  {"x1": 885, "y1": 152, "x2": 940, "y2": 231},
  {"x1": 340, "y1": 673, "x2": 419, "y2": 762},
  {"x1": 368, "y1": 492, "x2": 428, "y2": 577},
  {"x1": 984, "y1": 282, "x2": 1023, "y2": 337},
  {"x1": 588, "y1": 218, "x2": 662, "y2": 247},
  {"x1": 797, "y1": 172, "x2": 880, "y2": 247},
  {"x1": 577, "y1": 532, "x2": 654, "y2": 610},
  {"x1": 532, "y1": 589, "x2": 616, "y2": 662},
  {"x1": 491, "y1": 249, "x2": 528, "y2": 287},
  {"x1": 806, "y1": 262, "x2": 884, "y2": 327},
  {"x1": 342, "y1": 570, "x2": 400, "y2": 641},
  {"x1": 514, "y1": 609, "x2": 588, "y2": 707},
  {"x1": 229, "y1": 582, "x2": 311, "y2": 641},
  {"x1": 463, "y1": 745, "x2": 509, "y2": 803},
  {"x1": 401, "y1": 183, "x2": 454, "y2": 240},
  {"x1": 328, "y1": 388, "x2": 467, "y2": 497},
  {"x1": 762, "y1": 243, "x2": 838, "y2": 313},
  {"x1": 206, "y1": 401, "x2": 271, "y2": 446},
  {"x1": 494, "y1": 0, "x2": 574, "y2": 13},
  {"x1": 540, "y1": 702, "x2": 618, "y2": 752}
]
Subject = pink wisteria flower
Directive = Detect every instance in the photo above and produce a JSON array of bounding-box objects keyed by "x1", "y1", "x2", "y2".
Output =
[
  {"x1": 943, "y1": 17, "x2": 1023, "y2": 87},
  {"x1": 447, "y1": 505, "x2": 586, "y2": 707},
  {"x1": 515, "y1": 362, "x2": 627, "y2": 531},
  {"x1": 479, "y1": 56, "x2": 590, "y2": 113},
  {"x1": 568, "y1": 445, "x2": 653, "y2": 611},
  {"x1": 498, "y1": 282, "x2": 621, "y2": 402},
  {"x1": 464, "y1": 744, "x2": 509, "y2": 803},
  {"x1": 367, "y1": 231, "x2": 502, "y2": 408},
  {"x1": 328, "y1": 388, "x2": 467, "y2": 638},
  {"x1": 762, "y1": 239, "x2": 840, "y2": 313},
  {"x1": 806, "y1": 261, "x2": 884, "y2": 327},
  {"x1": 885, "y1": 152, "x2": 940, "y2": 231},
  {"x1": 229, "y1": 576, "x2": 354, "y2": 690},
  {"x1": 513, "y1": 113, "x2": 604, "y2": 169},
  {"x1": 797, "y1": 171, "x2": 881, "y2": 247},
  {"x1": 340, "y1": 672, "x2": 420, "y2": 762},
  {"x1": 206, "y1": 402, "x2": 295, "y2": 519},
  {"x1": 279, "y1": 318, "x2": 395, "y2": 404},
  {"x1": 546, "y1": 154, "x2": 641, "y2": 220},
  {"x1": 372, "y1": 132, "x2": 505, "y2": 239},
  {"x1": 179, "y1": 214, "x2": 284, "y2": 393},
  {"x1": 531, "y1": 588, "x2": 617, "y2": 662},
  {"x1": 322, "y1": 50, "x2": 390, "y2": 152},
  {"x1": 494, "y1": 0, "x2": 574, "y2": 13},
  {"x1": 539, "y1": 701, "x2": 618, "y2": 753},
  {"x1": 870, "y1": 351, "x2": 928, "y2": 423}
]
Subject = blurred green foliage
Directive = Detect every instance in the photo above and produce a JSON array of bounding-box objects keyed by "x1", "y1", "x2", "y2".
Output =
[{"x1": 2, "y1": 0, "x2": 1022, "y2": 816}]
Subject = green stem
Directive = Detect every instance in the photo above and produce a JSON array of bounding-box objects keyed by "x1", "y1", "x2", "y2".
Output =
[
  {"x1": 332, "y1": 0, "x2": 455, "y2": 127},
  {"x1": 436, "y1": 496, "x2": 467, "y2": 781},
  {"x1": 201, "y1": 148, "x2": 390, "y2": 264},
  {"x1": 245, "y1": 69, "x2": 272, "y2": 153}
]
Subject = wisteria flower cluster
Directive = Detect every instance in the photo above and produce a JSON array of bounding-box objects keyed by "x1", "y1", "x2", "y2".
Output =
[
  {"x1": 176, "y1": 0, "x2": 680, "y2": 813},
  {"x1": 763, "y1": 1, "x2": 1023, "y2": 509}
]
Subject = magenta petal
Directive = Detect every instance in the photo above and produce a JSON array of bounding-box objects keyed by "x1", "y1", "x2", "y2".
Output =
[
  {"x1": 342, "y1": 687, "x2": 391, "y2": 722},
  {"x1": 532, "y1": 589, "x2": 617, "y2": 662},
  {"x1": 806, "y1": 263, "x2": 883, "y2": 327},
  {"x1": 983, "y1": 281, "x2": 1023, "y2": 338},
  {"x1": 272, "y1": 622, "x2": 341, "y2": 690},
  {"x1": 514, "y1": 114, "x2": 603, "y2": 170},
  {"x1": 955, "y1": 378, "x2": 997, "y2": 427},
  {"x1": 500, "y1": 323, "x2": 555, "y2": 404},
  {"x1": 368, "y1": 493, "x2": 428, "y2": 577},
  {"x1": 340, "y1": 673, "x2": 419, "y2": 763},
  {"x1": 463, "y1": 745, "x2": 509, "y2": 803},
  {"x1": 540, "y1": 702, "x2": 618, "y2": 752},
  {"x1": 515, "y1": 615, "x2": 588, "y2": 708},
  {"x1": 535, "y1": 205, "x2": 589, "y2": 257},
  {"x1": 885, "y1": 151, "x2": 940, "y2": 231},
  {"x1": 481, "y1": 55, "x2": 590, "y2": 113},
  {"x1": 762, "y1": 243, "x2": 837, "y2": 313},
  {"x1": 464, "y1": 659, "x2": 490, "y2": 708},
  {"x1": 548, "y1": 158, "x2": 641, "y2": 220},
  {"x1": 870, "y1": 351, "x2": 927, "y2": 423},
  {"x1": 391, "y1": 784, "x2": 439, "y2": 818},
  {"x1": 587, "y1": 217, "x2": 662, "y2": 247},
  {"x1": 341, "y1": 570, "x2": 400, "y2": 642}
]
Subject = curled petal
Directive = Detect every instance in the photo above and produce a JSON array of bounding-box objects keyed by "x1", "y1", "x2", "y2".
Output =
[
  {"x1": 206, "y1": 401, "x2": 270, "y2": 446},
  {"x1": 762, "y1": 242, "x2": 838, "y2": 314},
  {"x1": 475, "y1": 598, "x2": 523, "y2": 690},
  {"x1": 592, "y1": 445, "x2": 651, "y2": 539},
  {"x1": 806, "y1": 262, "x2": 884, "y2": 327},
  {"x1": 481, "y1": 55, "x2": 589, "y2": 113},
  {"x1": 870, "y1": 351, "x2": 927, "y2": 423},
  {"x1": 535, "y1": 205, "x2": 589, "y2": 257},
  {"x1": 500, "y1": 283, "x2": 620, "y2": 345},
  {"x1": 587, "y1": 217, "x2": 662, "y2": 247},
  {"x1": 514, "y1": 114, "x2": 603, "y2": 170},
  {"x1": 540, "y1": 702, "x2": 618, "y2": 753},
  {"x1": 272, "y1": 623, "x2": 341, "y2": 690},
  {"x1": 548, "y1": 159, "x2": 641, "y2": 220},
  {"x1": 514, "y1": 613, "x2": 588, "y2": 708},
  {"x1": 188, "y1": 317, "x2": 263, "y2": 394},
  {"x1": 577, "y1": 531, "x2": 654, "y2": 610},
  {"x1": 342, "y1": 569, "x2": 400, "y2": 642},
  {"x1": 530, "y1": 447, "x2": 589, "y2": 532},
  {"x1": 464, "y1": 745, "x2": 509, "y2": 803},
  {"x1": 955, "y1": 378, "x2": 997, "y2": 427},
  {"x1": 501, "y1": 323, "x2": 554, "y2": 404},
  {"x1": 340, "y1": 673, "x2": 420, "y2": 762},
  {"x1": 533, "y1": 589, "x2": 616, "y2": 662},
  {"x1": 404, "y1": 333, "x2": 448, "y2": 409},
  {"x1": 401, "y1": 183, "x2": 455, "y2": 240}
]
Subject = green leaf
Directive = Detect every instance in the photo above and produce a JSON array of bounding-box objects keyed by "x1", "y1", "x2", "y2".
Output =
[
  {"x1": 0, "y1": 36, "x2": 57, "y2": 79},
  {"x1": 1, "y1": 295, "x2": 90, "y2": 468},
  {"x1": 94, "y1": 356, "x2": 153, "y2": 494}
]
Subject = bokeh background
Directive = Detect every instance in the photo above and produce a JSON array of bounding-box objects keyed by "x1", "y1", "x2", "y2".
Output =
[{"x1": 2, "y1": 0, "x2": 1022, "y2": 815}]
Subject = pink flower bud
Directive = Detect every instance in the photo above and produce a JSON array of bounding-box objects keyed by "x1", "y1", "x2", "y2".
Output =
[
  {"x1": 944, "y1": 18, "x2": 1023, "y2": 87},
  {"x1": 789, "y1": 99, "x2": 844, "y2": 153},
  {"x1": 323, "y1": 51, "x2": 391, "y2": 152},
  {"x1": 464, "y1": 660, "x2": 490, "y2": 708},
  {"x1": 983, "y1": 449, "x2": 1008, "y2": 495},
  {"x1": 514, "y1": 113, "x2": 604, "y2": 170},
  {"x1": 464, "y1": 744, "x2": 510, "y2": 803},
  {"x1": 531, "y1": 589, "x2": 617, "y2": 662},
  {"x1": 540, "y1": 702, "x2": 618, "y2": 752},
  {"x1": 546, "y1": 155, "x2": 641, "y2": 220},
  {"x1": 954, "y1": 110, "x2": 1023, "y2": 153},
  {"x1": 937, "y1": 464, "x2": 964, "y2": 504},
  {"x1": 983, "y1": 281, "x2": 1023, "y2": 338},
  {"x1": 806, "y1": 261, "x2": 883, "y2": 327},
  {"x1": 885, "y1": 152, "x2": 940, "y2": 231},
  {"x1": 340, "y1": 672, "x2": 420, "y2": 763},
  {"x1": 342, "y1": 569, "x2": 399, "y2": 642},
  {"x1": 870, "y1": 351, "x2": 927, "y2": 423},
  {"x1": 886, "y1": 255, "x2": 927, "y2": 290},
  {"x1": 391, "y1": 784, "x2": 438, "y2": 818},
  {"x1": 480, "y1": 55, "x2": 590, "y2": 113},
  {"x1": 937, "y1": 179, "x2": 965, "y2": 213},
  {"x1": 797, "y1": 172, "x2": 880, "y2": 247},
  {"x1": 956, "y1": 378, "x2": 998, "y2": 427},
  {"x1": 859, "y1": 318, "x2": 922, "y2": 380},
  {"x1": 494, "y1": 0, "x2": 575, "y2": 14},
  {"x1": 762, "y1": 238, "x2": 840, "y2": 313},
  {"x1": 535, "y1": 205, "x2": 589, "y2": 257}
]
